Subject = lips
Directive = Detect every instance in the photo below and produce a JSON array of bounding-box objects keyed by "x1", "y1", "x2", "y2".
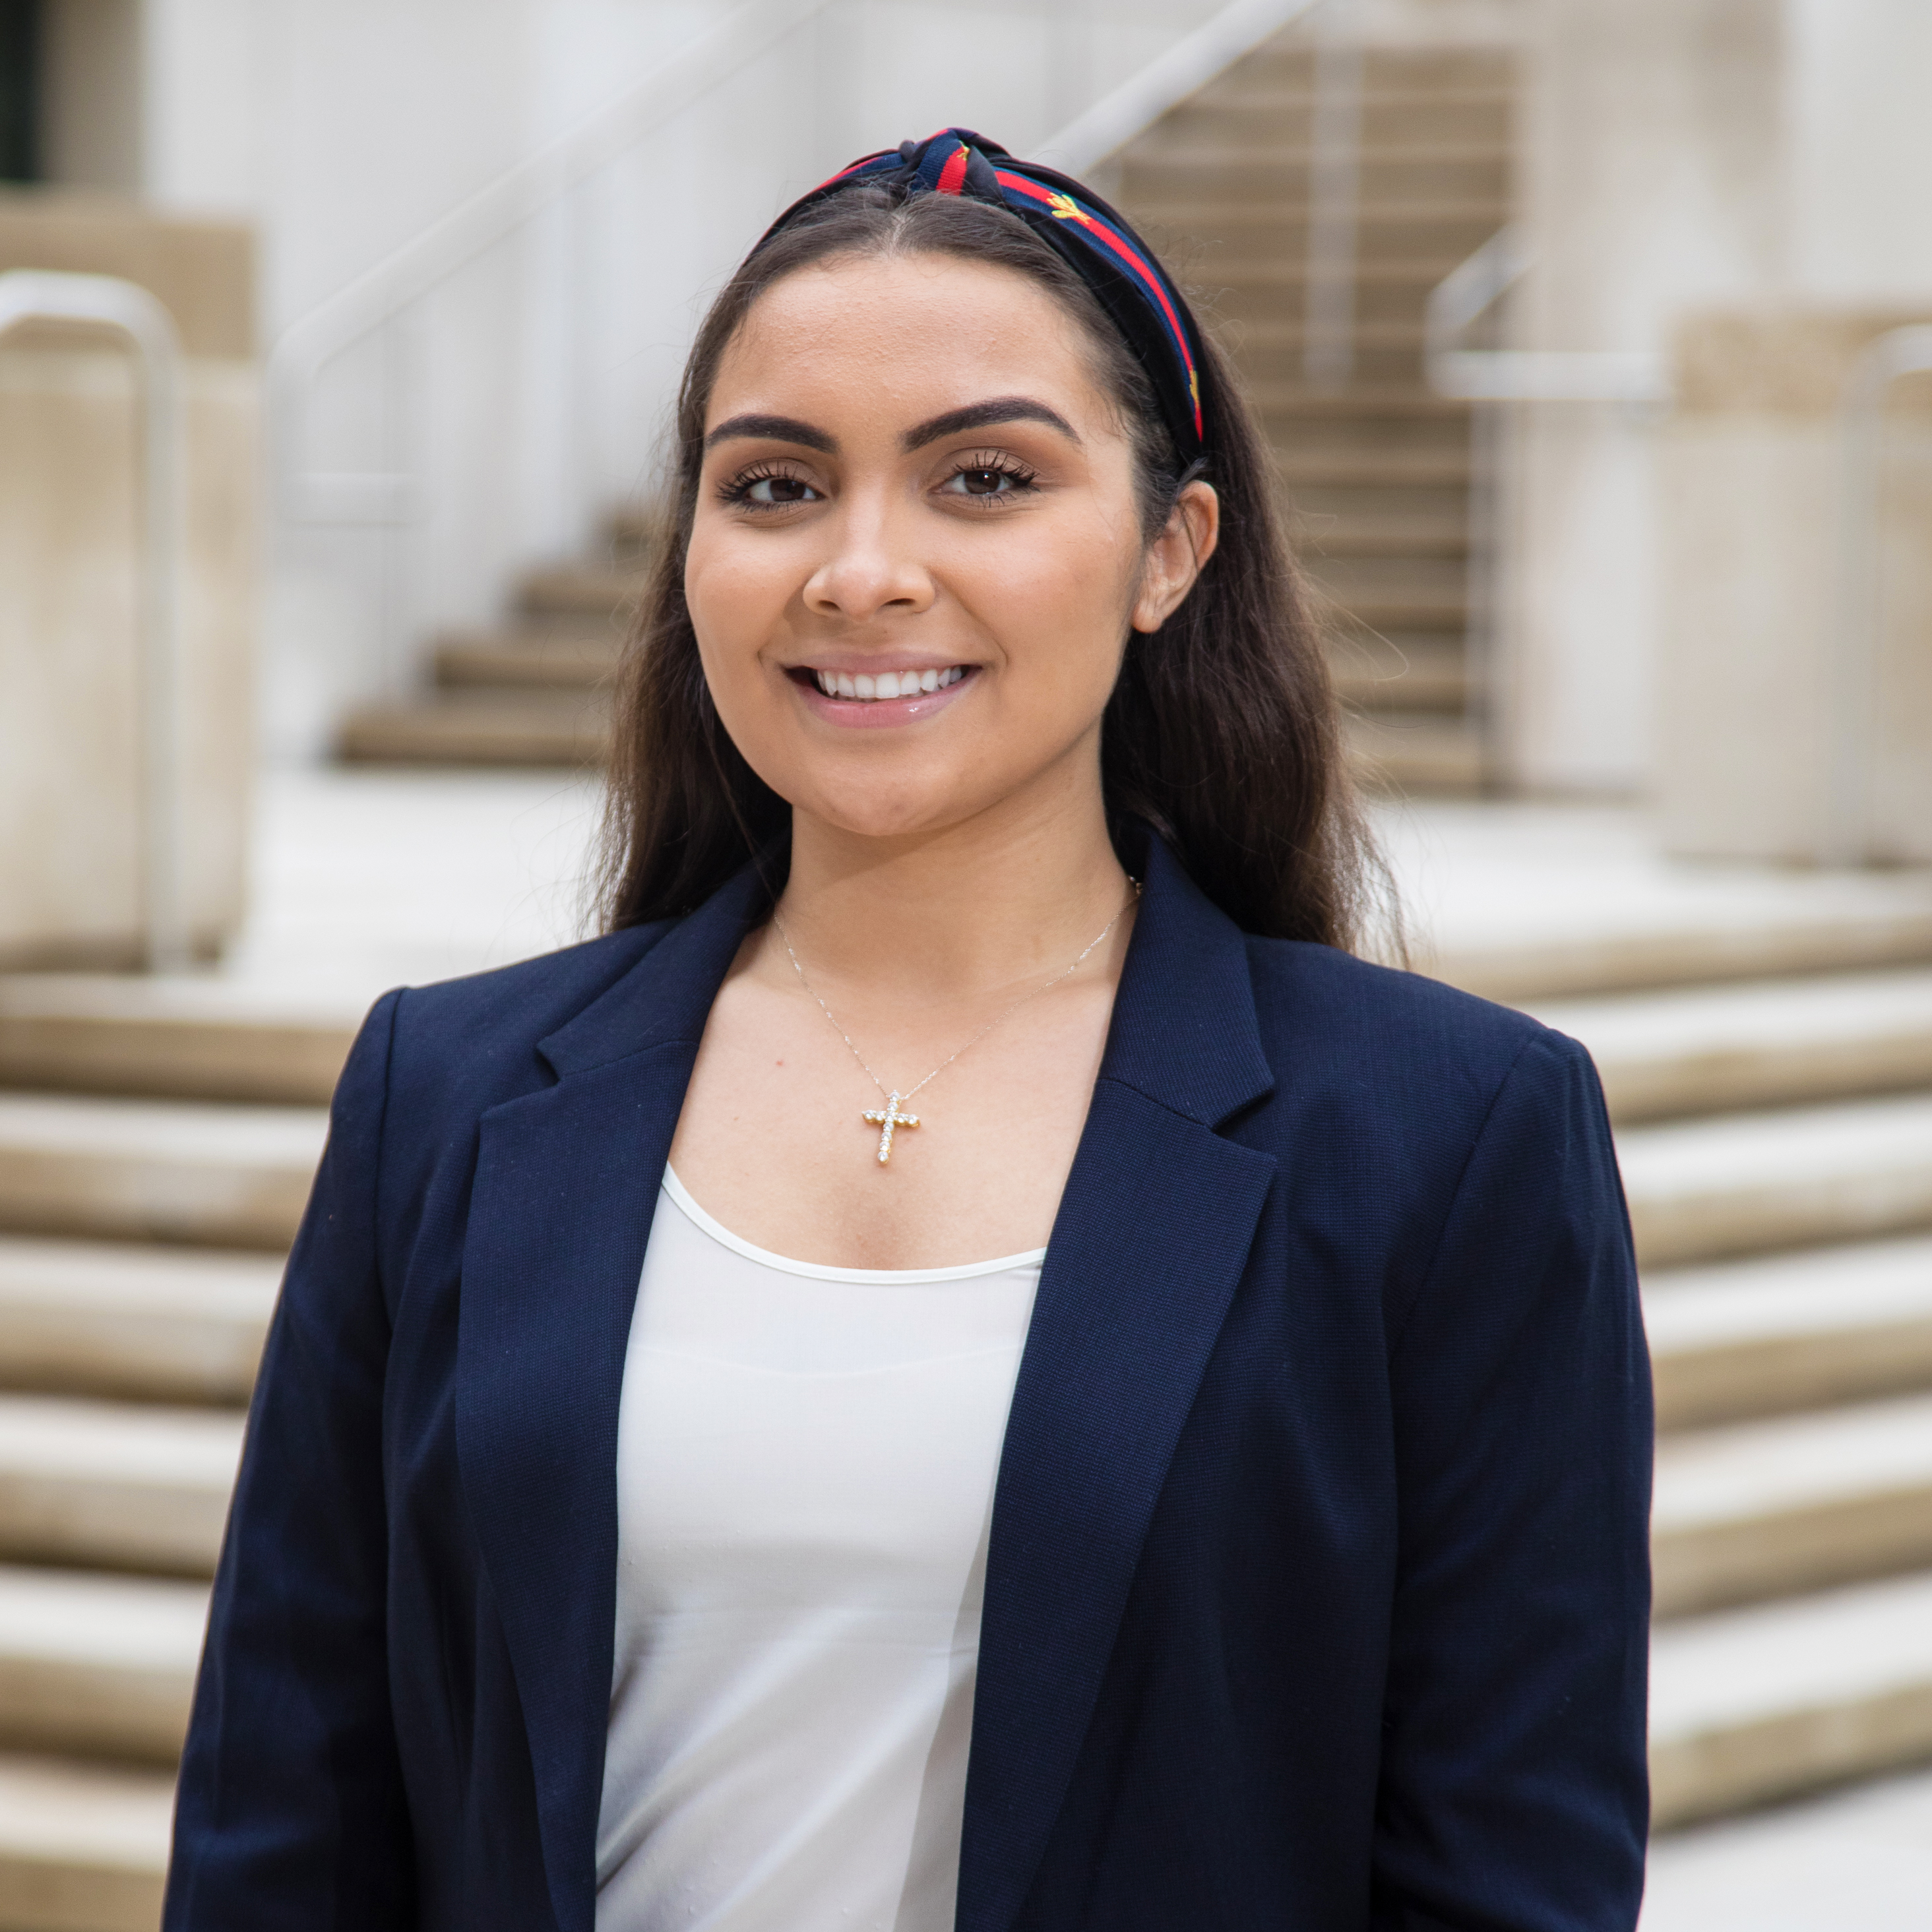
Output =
[{"x1": 809, "y1": 666, "x2": 968, "y2": 701}]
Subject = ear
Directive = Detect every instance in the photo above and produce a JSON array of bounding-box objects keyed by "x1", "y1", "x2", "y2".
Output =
[{"x1": 1130, "y1": 481, "x2": 1221, "y2": 634}]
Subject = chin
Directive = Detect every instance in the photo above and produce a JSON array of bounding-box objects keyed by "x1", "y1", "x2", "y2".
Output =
[{"x1": 788, "y1": 765, "x2": 1002, "y2": 843}]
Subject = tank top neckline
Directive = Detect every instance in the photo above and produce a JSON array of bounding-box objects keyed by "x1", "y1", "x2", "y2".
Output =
[{"x1": 661, "y1": 1168, "x2": 1047, "y2": 1286}]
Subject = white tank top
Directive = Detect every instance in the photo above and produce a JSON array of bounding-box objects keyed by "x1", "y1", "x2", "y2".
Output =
[{"x1": 595, "y1": 1168, "x2": 1044, "y2": 1932}]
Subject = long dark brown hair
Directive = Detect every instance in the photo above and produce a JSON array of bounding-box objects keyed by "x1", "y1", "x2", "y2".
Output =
[{"x1": 598, "y1": 183, "x2": 1388, "y2": 950}]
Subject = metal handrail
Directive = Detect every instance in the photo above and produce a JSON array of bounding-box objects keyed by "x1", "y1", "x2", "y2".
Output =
[
  {"x1": 0, "y1": 270, "x2": 189, "y2": 973},
  {"x1": 1826, "y1": 324, "x2": 1932, "y2": 865},
  {"x1": 1425, "y1": 226, "x2": 1671, "y2": 404},
  {"x1": 268, "y1": 0, "x2": 836, "y2": 528},
  {"x1": 1037, "y1": 0, "x2": 1320, "y2": 174}
]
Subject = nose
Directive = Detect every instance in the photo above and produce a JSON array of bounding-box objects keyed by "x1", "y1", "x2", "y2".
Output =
[{"x1": 801, "y1": 493, "x2": 935, "y2": 623}]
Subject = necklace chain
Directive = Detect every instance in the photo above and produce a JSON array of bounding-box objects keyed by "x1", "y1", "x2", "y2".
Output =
[{"x1": 770, "y1": 881, "x2": 1141, "y2": 1109}]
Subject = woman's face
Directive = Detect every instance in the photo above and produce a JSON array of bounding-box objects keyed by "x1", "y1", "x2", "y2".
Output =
[{"x1": 686, "y1": 251, "x2": 1216, "y2": 843}]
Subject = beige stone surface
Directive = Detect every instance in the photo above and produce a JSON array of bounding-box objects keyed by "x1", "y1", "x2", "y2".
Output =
[
  {"x1": 1646, "y1": 1235, "x2": 1932, "y2": 1429},
  {"x1": 0, "y1": 1239, "x2": 275, "y2": 1404},
  {"x1": 0, "y1": 346, "x2": 257, "y2": 968},
  {"x1": 1650, "y1": 1570, "x2": 1932, "y2": 1827},
  {"x1": 0, "y1": 195, "x2": 259, "y2": 970},
  {"x1": 0, "y1": 192, "x2": 252, "y2": 359},
  {"x1": 1656, "y1": 309, "x2": 1932, "y2": 863},
  {"x1": 0, "y1": 1749, "x2": 173, "y2": 1932}
]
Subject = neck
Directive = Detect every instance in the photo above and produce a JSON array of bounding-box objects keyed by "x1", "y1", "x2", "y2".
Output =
[{"x1": 772, "y1": 775, "x2": 1132, "y2": 1004}]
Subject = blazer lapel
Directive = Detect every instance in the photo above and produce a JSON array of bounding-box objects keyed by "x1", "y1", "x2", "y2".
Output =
[
  {"x1": 958, "y1": 836, "x2": 1280, "y2": 1932},
  {"x1": 456, "y1": 861, "x2": 771, "y2": 1932}
]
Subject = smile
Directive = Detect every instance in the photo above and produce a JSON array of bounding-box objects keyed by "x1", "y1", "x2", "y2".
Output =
[{"x1": 809, "y1": 666, "x2": 970, "y2": 701}]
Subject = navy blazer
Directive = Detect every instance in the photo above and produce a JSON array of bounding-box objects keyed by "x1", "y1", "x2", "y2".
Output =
[{"x1": 165, "y1": 830, "x2": 1651, "y2": 1932}]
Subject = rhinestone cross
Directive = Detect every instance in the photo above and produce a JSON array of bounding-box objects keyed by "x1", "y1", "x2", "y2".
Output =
[{"x1": 861, "y1": 1091, "x2": 921, "y2": 1165}]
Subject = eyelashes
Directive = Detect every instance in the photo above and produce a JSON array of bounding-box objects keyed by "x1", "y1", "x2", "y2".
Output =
[
  {"x1": 716, "y1": 462, "x2": 819, "y2": 510},
  {"x1": 716, "y1": 451, "x2": 1042, "y2": 512}
]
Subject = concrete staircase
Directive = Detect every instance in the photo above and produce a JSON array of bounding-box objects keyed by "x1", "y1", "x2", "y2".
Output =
[
  {"x1": 1111, "y1": 36, "x2": 1513, "y2": 795},
  {"x1": 0, "y1": 982, "x2": 344, "y2": 1930},
  {"x1": 4, "y1": 901, "x2": 1932, "y2": 1917},
  {"x1": 336, "y1": 537, "x2": 648, "y2": 768},
  {"x1": 1521, "y1": 966, "x2": 1932, "y2": 1826},
  {"x1": 334, "y1": 34, "x2": 1509, "y2": 791}
]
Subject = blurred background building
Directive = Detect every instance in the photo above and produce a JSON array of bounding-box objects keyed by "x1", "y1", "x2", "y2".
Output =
[{"x1": 2, "y1": 1, "x2": 1932, "y2": 1926}]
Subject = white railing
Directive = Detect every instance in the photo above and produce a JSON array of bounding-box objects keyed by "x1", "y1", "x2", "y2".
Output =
[
  {"x1": 0, "y1": 270, "x2": 189, "y2": 973},
  {"x1": 1827, "y1": 324, "x2": 1932, "y2": 865},
  {"x1": 268, "y1": 0, "x2": 837, "y2": 533},
  {"x1": 1425, "y1": 226, "x2": 1671, "y2": 405},
  {"x1": 1036, "y1": 0, "x2": 1319, "y2": 173}
]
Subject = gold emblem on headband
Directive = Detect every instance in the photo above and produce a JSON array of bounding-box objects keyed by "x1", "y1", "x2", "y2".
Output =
[{"x1": 1046, "y1": 192, "x2": 1094, "y2": 228}]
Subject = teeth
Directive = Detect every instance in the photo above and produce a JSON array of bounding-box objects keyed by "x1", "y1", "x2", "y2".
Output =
[{"x1": 811, "y1": 666, "x2": 967, "y2": 701}]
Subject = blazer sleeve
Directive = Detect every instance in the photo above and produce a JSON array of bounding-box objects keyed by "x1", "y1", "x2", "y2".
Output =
[
  {"x1": 1372, "y1": 1029, "x2": 1652, "y2": 1932},
  {"x1": 164, "y1": 989, "x2": 416, "y2": 1929}
]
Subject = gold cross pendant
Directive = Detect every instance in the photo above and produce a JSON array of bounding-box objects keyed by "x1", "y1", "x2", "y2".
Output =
[{"x1": 861, "y1": 1091, "x2": 921, "y2": 1164}]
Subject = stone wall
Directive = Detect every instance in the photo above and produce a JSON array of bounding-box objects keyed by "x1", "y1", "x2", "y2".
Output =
[
  {"x1": 0, "y1": 193, "x2": 255, "y2": 967},
  {"x1": 1657, "y1": 308, "x2": 1932, "y2": 864}
]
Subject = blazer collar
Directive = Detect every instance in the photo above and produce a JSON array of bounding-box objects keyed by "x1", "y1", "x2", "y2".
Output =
[
  {"x1": 1100, "y1": 826, "x2": 1276, "y2": 1127},
  {"x1": 536, "y1": 855, "x2": 778, "y2": 1078}
]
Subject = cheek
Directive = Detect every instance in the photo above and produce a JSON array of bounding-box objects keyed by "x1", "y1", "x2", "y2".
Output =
[
  {"x1": 968, "y1": 514, "x2": 1138, "y2": 695},
  {"x1": 685, "y1": 533, "x2": 788, "y2": 691}
]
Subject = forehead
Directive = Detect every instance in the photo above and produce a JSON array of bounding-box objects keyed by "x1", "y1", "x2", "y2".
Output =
[{"x1": 709, "y1": 252, "x2": 1107, "y2": 429}]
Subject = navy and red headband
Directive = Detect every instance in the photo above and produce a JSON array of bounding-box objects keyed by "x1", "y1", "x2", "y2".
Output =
[{"x1": 754, "y1": 127, "x2": 1209, "y2": 464}]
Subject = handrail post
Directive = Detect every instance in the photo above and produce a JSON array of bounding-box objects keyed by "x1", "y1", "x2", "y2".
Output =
[
  {"x1": 1303, "y1": 0, "x2": 1363, "y2": 389},
  {"x1": 0, "y1": 270, "x2": 189, "y2": 974},
  {"x1": 1826, "y1": 324, "x2": 1932, "y2": 865}
]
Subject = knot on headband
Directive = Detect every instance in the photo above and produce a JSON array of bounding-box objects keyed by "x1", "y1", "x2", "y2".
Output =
[{"x1": 757, "y1": 127, "x2": 1208, "y2": 464}]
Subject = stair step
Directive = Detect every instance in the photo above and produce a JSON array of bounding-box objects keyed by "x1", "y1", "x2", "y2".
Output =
[
  {"x1": 1306, "y1": 559, "x2": 1469, "y2": 629},
  {"x1": 0, "y1": 978, "x2": 354, "y2": 1106},
  {"x1": 1540, "y1": 969, "x2": 1932, "y2": 1125},
  {"x1": 1123, "y1": 153, "x2": 1509, "y2": 207},
  {"x1": 434, "y1": 633, "x2": 623, "y2": 692},
  {"x1": 1648, "y1": 1235, "x2": 1932, "y2": 1430},
  {"x1": 0, "y1": 1396, "x2": 239, "y2": 1577},
  {"x1": 1650, "y1": 1570, "x2": 1932, "y2": 1828},
  {"x1": 0, "y1": 1239, "x2": 274, "y2": 1404},
  {"x1": 604, "y1": 505, "x2": 665, "y2": 557},
  {"x1": 0, "y1": 1751, "x2": 171, "y2": 1932},
  {"x1": 1274, "y1": 447, "x2": 1468, "y2": 487},
  {"x1": 1438, "y1": 904, "x2": 1932, "y2": 1005},
  {"x1": 1294, "y1": 514, "x2": 1468, "y2": 559},
  {"x1": 338, "y1": 693, "x2": 611, "y2": 769},
  {"x1": 1129, "y1": 138, "x2": 1512, "y2": 170},
  {"x1": 0, "y1": 1094, "x2": 324, "y2": 1251},
  {"x1": 1148, "y1": 95, "x2": 1510, "y2": 151},
  {"x1": 1327, "y1": 634, "x2": 1467, "y2": 712},
  {"x1": 1618, "y1": 1092, "x2": 1932, "y2": 1269},
  {"x1": 0, "y1": 1566, "x2": 203, "y2": 1763},
  {"x1": 1247, "y1": 383, "x2": 1470, "y2": 419},
  {"x1": 515, "y1": 564, "x2": 650, "y2": 619},
  {"x1": 1653, "y1": 1392, "x2": 1932, "y2": 1617},
  {"x1": 1124, "y1": 197, "x2": 1510, "y2": 237},
  {"x1": 1344, "y1": 713, "x2": 1485, "y2": 795}
]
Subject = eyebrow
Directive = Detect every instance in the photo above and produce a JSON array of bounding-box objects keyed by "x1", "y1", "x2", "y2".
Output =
[
  {"x1": 902, "y1": 396, "x2": 1081, "y2": 451},
  {"x1": 704, "y1": 412, "x2": 836, "y2": 452},
  {"x1": 702, "y1": 396, "x2": 1082, "y2": 457}
]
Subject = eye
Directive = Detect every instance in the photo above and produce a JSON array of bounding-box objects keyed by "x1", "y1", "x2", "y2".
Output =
[
  {"x1": 720, "y1": 465, "x2": 822, "y2": 509},
  {"x1": 939, "y1": 457, "x2": 1038, "y2": 503},
  {"x1": 745, "y1": 474, "x2": 819, "y2": 505}
]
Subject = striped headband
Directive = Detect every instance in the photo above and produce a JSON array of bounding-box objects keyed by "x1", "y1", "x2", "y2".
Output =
[{"x1": 755, "y1": 127, "x2": 1208, "y2": 464}]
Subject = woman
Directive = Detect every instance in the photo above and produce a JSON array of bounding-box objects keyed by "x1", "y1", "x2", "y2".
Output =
[{"x1": 165, "y1": 130, "x2": 1650, "y2": 1932}]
